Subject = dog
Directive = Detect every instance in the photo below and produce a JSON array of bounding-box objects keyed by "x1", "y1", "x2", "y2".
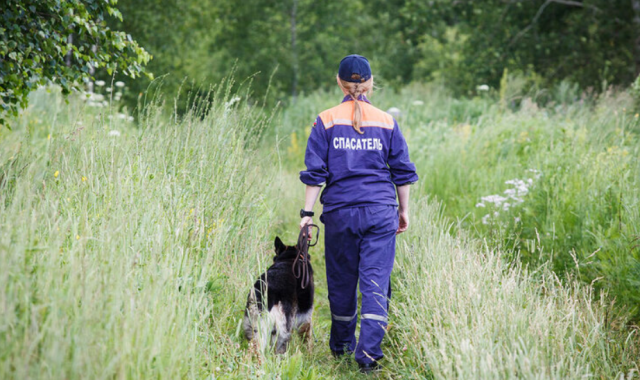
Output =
[{"x1": 243, "y1": 236, "x2": 314, "y2": 354}]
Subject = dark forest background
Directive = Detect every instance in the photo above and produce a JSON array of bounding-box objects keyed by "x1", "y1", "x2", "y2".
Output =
[{"x1": 107, "y1": 0, "x2": 640, "y2": 104}]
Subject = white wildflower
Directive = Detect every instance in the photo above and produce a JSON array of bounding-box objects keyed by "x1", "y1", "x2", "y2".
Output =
[
  {"x1": 90, "y1": 93, "x2": 105, "y2": 102},
  {"x1": 127, "y1": 116, "x2": 134, "y2": 122},
  {"x1": 225, "y1": 96, "x2": 241, "y2": 108},
  {"x1": 502, "y1": 202, "x2": 511, "y2": 211},
  {"x1": 475, "y1": 202, "x2": 486, "y2": 208},
  {"x1": 511, "y1": 197, "x2": 524, "y2": 204},
  {"x1": 482, "y1": 214, "x2": 491, "y2": 225},
  {"x1": 527, "y1": 168, "x2": 542, "y2": 179},
  {"x1": 95, "y1": 80, "x2": 105, "y2": 87},
  {"x1": 115, "y1": 81, "x2": 125, "y2": 88},
  {"x1": 117, "y1": 113, "x2": 126, "y2": 120},
  {"x1": 477, "y1": 84, "x2": 490, "y2": 92},
  {"x1": 514, "y1": 217, "x2": 521, "y2": 223},
  {"x1": 412, "y1": 100, "x2": 424, "y2": 106},
  {"x1": 387, "y1": 107, "x2": 402, "y2": 118},
  {"x1": 108, "y1": 130, "x2": 121, "y2": 137},
  {"x1": 481, "y1": 194, "x2": 508, "y2": 207},
  {"x1": 106, "y1": 87, "x2": 112, "y2": 93},
  {"x1": 494, "y1": 211, "x2": 500, "y2": 217}
]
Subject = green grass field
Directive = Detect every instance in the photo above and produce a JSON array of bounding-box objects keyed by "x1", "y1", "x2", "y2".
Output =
[{"x1": 1, "y1": 83, "x2": 639, "y2": 379}]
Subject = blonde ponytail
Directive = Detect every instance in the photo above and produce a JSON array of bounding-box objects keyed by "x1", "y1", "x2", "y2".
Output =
[{"x1": 338, "y1": 76, "x2": 374, "y2": 134}]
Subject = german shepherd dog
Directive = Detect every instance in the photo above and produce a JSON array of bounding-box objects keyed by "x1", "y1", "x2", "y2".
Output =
[{"x1": 243, "y1": 237, "x2": 314, "y2": 354}]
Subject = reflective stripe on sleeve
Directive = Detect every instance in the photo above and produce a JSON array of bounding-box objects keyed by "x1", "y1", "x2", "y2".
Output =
[{"x1": 361, "y1": 313, "x2": 388, "y2": 323}]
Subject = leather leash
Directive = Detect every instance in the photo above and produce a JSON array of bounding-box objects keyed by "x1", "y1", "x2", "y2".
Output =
[{"x1": 293, "y1": 223, "x2": 319, "y2": 289}]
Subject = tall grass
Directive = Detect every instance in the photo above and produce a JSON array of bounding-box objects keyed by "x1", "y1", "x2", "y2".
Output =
[
  {"x1": 390, "y1": 198, "x2": 639, "y2": 378},
  {"x1": 0, "y1": 86, "x2": 273, "y2": 379},
  {"x1": 1, "y1": 83, "x2": 639, "y2": 379},
  {"x1": 406, "y1": 87, "x2": 640, "y2": 318}
]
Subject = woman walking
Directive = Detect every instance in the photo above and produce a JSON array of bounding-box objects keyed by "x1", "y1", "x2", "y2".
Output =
[{"x1": 299, "y1": 54, "x2": 419, "y2": 373}]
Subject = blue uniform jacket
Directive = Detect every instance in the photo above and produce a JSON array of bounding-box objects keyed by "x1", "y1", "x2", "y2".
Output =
[{"x1": 300, "y1": 95, "x2": 419, "y2": 213}]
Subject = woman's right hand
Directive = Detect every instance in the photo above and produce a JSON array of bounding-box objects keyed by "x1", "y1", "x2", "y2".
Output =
[
  {"x1": 300, "y1": 216, "x2": 314, "y2": 240},
  {"x1": 300, "y1": 216, "x2": 313, "y2": 229},
  {"x1": 397, "y1": 210, "x2": 409, "y2": 235}
]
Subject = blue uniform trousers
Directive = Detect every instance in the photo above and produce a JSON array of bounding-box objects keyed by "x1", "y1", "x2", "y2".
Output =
[{"x1": 321, "y1": 205, "x2": 398, "y2": 364}]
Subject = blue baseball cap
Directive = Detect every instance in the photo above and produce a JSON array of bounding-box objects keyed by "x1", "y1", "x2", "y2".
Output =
[{"x1": 338, "y1": 54, "x2": 372, "y2": 83}]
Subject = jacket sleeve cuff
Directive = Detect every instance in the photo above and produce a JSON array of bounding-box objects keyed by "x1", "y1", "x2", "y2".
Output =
[
  {"x1": 392, "y1": 172, "x2": 419, "y2": 186},
  {"x1": 300, "y1": 172, "x2": 327, "y2": 187}
]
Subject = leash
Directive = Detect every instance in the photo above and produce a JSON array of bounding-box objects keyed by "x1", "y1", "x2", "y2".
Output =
[{"x1": 293, "y1": 223, "x2": 319, "y2": 289}]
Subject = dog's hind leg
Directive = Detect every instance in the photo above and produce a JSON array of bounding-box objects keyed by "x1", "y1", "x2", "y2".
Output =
[
  {"x1": 270, "y1": 302, "x2": 292, "y2": 354},
  {"x1": 296, "y1": 308, "x2": 314, "y2": 349}
]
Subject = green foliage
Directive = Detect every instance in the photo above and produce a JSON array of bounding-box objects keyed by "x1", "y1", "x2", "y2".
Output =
[
  {"x1": 0, "y1": 0, "x2": 151, "y2": 125},
  {"x1": 101, "y1": 0, "x2": 640, "y2": 111},
  {"x1": 108, "y1": 0, "x2": 420, "y2": 107},
  {"x1": 400, "y1": 0, "x2": 640, "y2": 94},
  {"x1": 5, "y1": 0, "x2": 639, "y2": 115}
]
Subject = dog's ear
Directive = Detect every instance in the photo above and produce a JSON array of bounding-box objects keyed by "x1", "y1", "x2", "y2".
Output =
[{"x1": 274, "y1": 236, "x2": 286, "y2": 254}]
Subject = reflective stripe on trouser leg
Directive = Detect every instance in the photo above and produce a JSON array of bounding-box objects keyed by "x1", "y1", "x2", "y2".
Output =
[
  {"x1": 355, "y1": 205, "x2": 398, "y2": 364},
  {"x1": 323, "y1": 208, "x2": 360, "y2": 354}
]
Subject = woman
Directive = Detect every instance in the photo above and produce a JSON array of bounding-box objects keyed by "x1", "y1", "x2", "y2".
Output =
[{"x1": 299, "y1": 54, "x2": 419, "y2": 373}]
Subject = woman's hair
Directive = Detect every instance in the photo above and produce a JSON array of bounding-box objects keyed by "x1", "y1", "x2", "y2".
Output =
[{"x1": 338, "y1": 75, "x2": 374, "y2": 134}]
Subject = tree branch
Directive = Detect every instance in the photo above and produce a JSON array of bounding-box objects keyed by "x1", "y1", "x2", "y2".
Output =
[
  {"x1": 508, "y1": 0, "x2": 552, "y2": 48},
  {"x1": 507, "y1": 0, "x2": 600, "y2": 49}
]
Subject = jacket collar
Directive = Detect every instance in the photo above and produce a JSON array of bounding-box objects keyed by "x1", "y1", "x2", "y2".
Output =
[{"x1": 341, "y1": 94, "x2": 371, "y2": 104}]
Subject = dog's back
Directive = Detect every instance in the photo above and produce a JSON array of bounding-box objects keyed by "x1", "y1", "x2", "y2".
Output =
[{"x1": 243, "y1": 237, "x2": 314, "y2": 353}]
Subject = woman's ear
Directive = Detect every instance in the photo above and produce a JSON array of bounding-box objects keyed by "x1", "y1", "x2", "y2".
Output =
[
  {"x1": 274, "y1": 236, "x2": 286, "y2": 254},
  {"x1": 337, "y1": 75, "x2": 349, "y2": 95}
]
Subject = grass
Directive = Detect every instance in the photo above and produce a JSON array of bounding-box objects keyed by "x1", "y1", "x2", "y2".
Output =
[{"x1": 0, "y1": 83, "x2": 639, "y2": 379}]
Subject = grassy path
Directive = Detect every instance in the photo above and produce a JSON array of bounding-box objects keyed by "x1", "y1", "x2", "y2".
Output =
[
  {"x1": 253, "y1": 101, "x2": 640, "y2": 378},
  {"x1": 264, "y1": 170, "x2": 378, "y2": 379}
]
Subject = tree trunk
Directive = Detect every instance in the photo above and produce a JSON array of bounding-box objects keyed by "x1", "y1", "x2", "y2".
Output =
[
  {"x1": 88, "y1": 44, "x2": 97, "y2": 93},
  {"x1": 66, "y1": 35, "x2": 73, "y2": 67},
  {"x1": 291, "y1": 0, "x2": 298, "y2": 99},
  {"x1": 632, "y1": 0, "x2": 640, "y2": 76}
]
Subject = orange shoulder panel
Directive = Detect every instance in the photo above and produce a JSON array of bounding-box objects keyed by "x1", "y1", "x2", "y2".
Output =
[
  {"x1": 319, "y1": 102, "x2": 354, "y2": 129},
  {"x1": 360, "y1": 103, "x2": 395, "y2": 130},
  {"x1": 319, "y1": 101, "x2": 395, "y2": 130}
]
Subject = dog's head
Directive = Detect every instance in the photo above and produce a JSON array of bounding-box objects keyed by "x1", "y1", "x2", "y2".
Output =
[{"x1": 273, "y1": 236, "x2": 298, "y2": 261}]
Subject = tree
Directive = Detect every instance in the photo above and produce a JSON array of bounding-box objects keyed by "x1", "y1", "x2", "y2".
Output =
[
  {"x1": 400, "y1": 0, "x2": 638, "y2": 94},
  {"x1": 0, "y1": 0, "x2": 151, "y2": 126}
]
